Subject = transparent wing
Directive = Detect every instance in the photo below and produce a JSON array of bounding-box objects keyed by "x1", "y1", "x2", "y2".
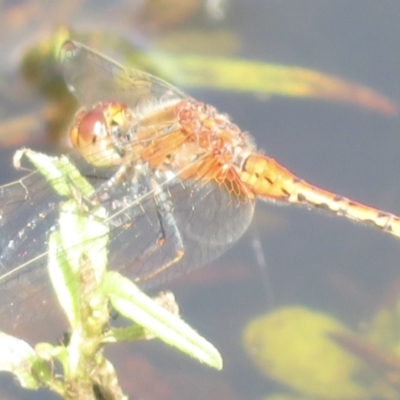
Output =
[
  {"x1": 0, "y1": 41, "x2": 254, "y2": 342},
  {"x1": 0, "y1": 155, "x2": 254, "y2": 342},
  {"x1": 0, "y1": 170, "x2": 69, "y2": 342},
  {"x1": 59, "y1": 40, "x2": 190, "y2": 112}
]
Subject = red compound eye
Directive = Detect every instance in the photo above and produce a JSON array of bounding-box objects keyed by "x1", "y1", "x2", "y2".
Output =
[{"x1": 70, "y1": 109, "x2": 107, "y2": 148}]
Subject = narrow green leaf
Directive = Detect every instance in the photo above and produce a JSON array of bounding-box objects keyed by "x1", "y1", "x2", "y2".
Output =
[
  {"x1": 14, "y1": 149, "x2": 94, "y2": 198},
  {"x1": 103, "y1": 272, "x2": 223, "y2": 370},
  {"x1": 48, "y1": 230, "x2": 81, "y2": 327}
]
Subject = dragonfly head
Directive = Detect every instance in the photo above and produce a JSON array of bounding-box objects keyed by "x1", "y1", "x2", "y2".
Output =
[{"x1": 69, "y1": 101, "x2": 137, "y2": 167}]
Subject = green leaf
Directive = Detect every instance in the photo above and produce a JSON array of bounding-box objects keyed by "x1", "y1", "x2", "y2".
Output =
[
  {"x1": 48, "y1": 230, "x2": 81, "y2": 327},
  {"x1": 243, "y1": 306, "x2": 370, "y2": 399},
  {"x1": 0, "y1": 332, "x2": 40, "y2": 389},
  {"x1": 161, "y1": 54, "x2": 397, "y2": 115},
  {"x1": 46, "y1": 166, "x2": 108, "y2": 328},
  {"x1": 103, "y1": 271, "x2": 223, "y2": 370},
  {"x1": 14, "y1": 148, "x2": 94, "y2": 198}
]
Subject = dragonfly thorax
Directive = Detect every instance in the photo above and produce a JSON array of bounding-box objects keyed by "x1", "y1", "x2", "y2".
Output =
[{"x1": 175, "y1": 100, "x2": 255, "y2": 176}]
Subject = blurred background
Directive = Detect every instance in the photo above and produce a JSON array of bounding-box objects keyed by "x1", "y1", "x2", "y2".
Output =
[{"x1": 1, "y1": 1, "x2": 400, "y2": 399}]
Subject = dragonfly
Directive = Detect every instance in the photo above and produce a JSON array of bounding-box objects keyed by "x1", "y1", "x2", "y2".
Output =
[{"x1": 0, "y1": 40, "x2": 399, "y2": 340}]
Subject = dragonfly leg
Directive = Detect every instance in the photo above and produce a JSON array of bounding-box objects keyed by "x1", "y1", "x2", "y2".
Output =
[
  {"x1": 142, "y1": 178, "x2": 185, "y2": 281},
  {"x1": 126, "y1": 174, "x2": 185, "y2": 283},
  {"x1": 90, "y1": 162, "x2": 133, "y2": 202}
]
